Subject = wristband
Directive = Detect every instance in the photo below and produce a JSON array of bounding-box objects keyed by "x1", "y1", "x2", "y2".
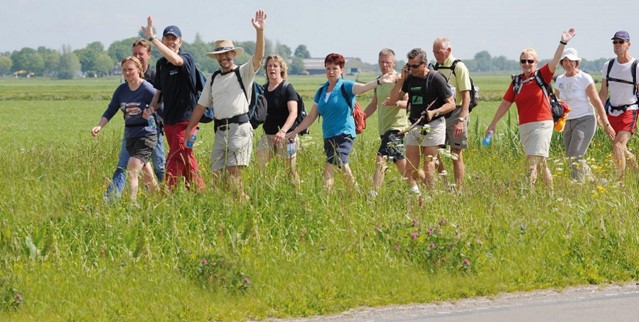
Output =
[
  {"x1": 559, "y1": 40, "x2": 567, "y2": 45},
  {"x1": 148, "y1": 35, "x2": 155, "y2": 42}
]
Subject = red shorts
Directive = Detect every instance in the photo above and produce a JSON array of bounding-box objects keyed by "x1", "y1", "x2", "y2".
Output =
[{"x1": 608, "y1": 109, "x2": 638, "y2": 134}]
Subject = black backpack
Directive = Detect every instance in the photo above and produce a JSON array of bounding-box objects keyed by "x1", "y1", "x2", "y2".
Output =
[
  {"x1": 432, "y1": 59, "x2": 479, "y2": 111},
  {"x1": 194, "y1": 68, "x2": 215, "y2": 123},
  {"x1": 512, "y1": 70, "x2": 563, "y2": 122},
  {"x1": 281, "y1": 81, "x2": 309, "y2": 135},
  {"x1": 210, "y1": 68, "x2": 266, "y2": 129},
  {"x1": 604, "y1": 59, "x2": 639, "y2": 113}
]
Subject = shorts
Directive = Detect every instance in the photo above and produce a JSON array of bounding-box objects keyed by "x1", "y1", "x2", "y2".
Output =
[
  {"x1": 405, "y1": 117, "x2": 446, "y2": 147},
  {"x1": 323, "y1": 133, "x2": 354, "y2": 167},
  {"x1": 126, "y1": 135, "x2": 158, "y2": 164},
  {"x1": 257, "y1": 133, "x2": 300, "y2": 158},
  {"x1": 444, "y1": 107, "x2": 468, "y2": 149},
  {"x1": 211, "y1": 122, "x2": 253, "y2": 170},
  {"x1": 378, "y1": 130, "x2": 405, "y2": 162},
  {"x1": 608, "y1": 109, "x2": 638, "y2": 134},
  {"x1": 519, "y1": 120, "x2": 553, "y2": 157}
]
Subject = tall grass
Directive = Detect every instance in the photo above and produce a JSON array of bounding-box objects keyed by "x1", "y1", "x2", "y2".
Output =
[{"x1": 0, "y1": 76, "x2": 637, "y2": 321}]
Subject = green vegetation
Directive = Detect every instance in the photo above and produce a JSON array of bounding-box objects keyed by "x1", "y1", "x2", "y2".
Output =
[{"x1": 0, "y1": 76, "x2": 637, "y2": 321}]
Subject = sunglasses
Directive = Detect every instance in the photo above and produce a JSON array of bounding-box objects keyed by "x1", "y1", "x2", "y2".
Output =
[
  {"x1": 612, "y1": 40, "x2": 626, "y2": 45},
  {"x1": 407, "y1": 62, "x2": 424, "y2": 69},
  {"x1": 520, "y1": 59, "x2": 535, "y2": 64}
]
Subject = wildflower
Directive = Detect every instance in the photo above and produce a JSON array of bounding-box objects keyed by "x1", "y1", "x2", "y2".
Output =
[
  {"x1": 201, "y1": 258, "x2": 208, "y2": 265},
  {"x1": 463, "y1": 258, "x2": 471, "y2": 266},
  {"x1": 374, "y1": 226, "x2": 380, "y2": 233},
  {"x1": 597, "y1": 185, "x2": 606, "y2": 193},
  {"x1": 439, "y1": 218, "x2": 446, "y2": 225},
  {"x1": 393, "y1": 244, "x2": 400, "y2": 252},
  {"x1": 427, "y1": 228, "x2": 434, "y2": 235},
  {"x1": 429, "y1": 242, "x2": 435, "y2": 249},
  {"x1": 420, "y1": 124, "x2": 431, "y2": 135},
  {"x1": 411, "y1": 232, "x2": 419, "y2": 239}
]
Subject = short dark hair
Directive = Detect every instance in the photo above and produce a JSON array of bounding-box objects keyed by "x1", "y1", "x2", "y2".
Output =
[
  {"x1": 407, "y1": 48, "x2": 428, "y2": 64},
  {"x1": 324, "y1": 53, "x2": 345, "y2": 68}
]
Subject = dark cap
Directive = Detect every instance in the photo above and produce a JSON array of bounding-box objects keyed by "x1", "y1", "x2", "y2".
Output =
[
  {"x1": 163, "y1": 25, "x2": 182, "y2": 38},
  {"x1": 611, "y1": 30, "x2": 630, "y2": 41}
]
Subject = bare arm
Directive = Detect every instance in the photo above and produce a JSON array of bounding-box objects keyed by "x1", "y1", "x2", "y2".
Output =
[
  {"x1": 91, "y1": 117, "x2": 110, "y2": 137},
  {"x1": 287, "y1": 102, "x2": 319, "y2": 139},
  {"x1": 142, "y1": 16, "x2": 183, "y2": 66},
  {"x1": 549, "y1": 28, "x2": 576, "y2": 74},
  {"x1": 251, "y1": 10, "x2": 267, "y2": 71},
  {"x1": 363, "y1": 95, "x2": 378, "y2": 118},
  {"x1": 184, "y1": 104, "x2": 206, "y2": 147},
  {"x1": 486, "y1": 99, "x2": 513, "y2": 135},
  {"x1": 274, "y1": 100, "x2": 298, "y2": 144},
  {"x1": 585, "y1": 83, "x2": 615, "y2": 139},
  {"x1": 353, "y1": 73, "x2": 397, "y2": 95}
]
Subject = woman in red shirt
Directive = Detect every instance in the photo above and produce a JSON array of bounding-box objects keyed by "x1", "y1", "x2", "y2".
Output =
[{"x1": 486, "y1": 28, "x2": 576, "y2": 189}]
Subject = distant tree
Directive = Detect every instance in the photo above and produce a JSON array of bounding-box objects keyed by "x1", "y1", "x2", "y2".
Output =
[
  {"x1": 0, "y1": 55, "x2": 13, "y2": 75},
  {"x1": 474, "y1": 50, "x2": 492, "y2": 72},
  {"x1": 57, "y1": 45, "x2": 80, "y2": 79},
  {"x1": 289, "y1": 56, "x2": 306, "y2": 75},
  {"x1": 95, "y1": 53, "x2": 114, "y2": 76},
  {"x1": 294, "y1": 44, "x2": 311, "y2": 58},
  {"x1": 274, "y1": 41, "x2": 291, "y2": 59},
  {"x1": 11, "y1": 47, "x2": 44, "y2": 75},
  {"x1": 108, "y1": 37, "x2": 138, "y2": 63},
  {"x1": 37, "y1": 46, "x2": 61, "y2": 76},
  {"x1": 75, "y1": 41, "x2": 105, "y2": 74}
]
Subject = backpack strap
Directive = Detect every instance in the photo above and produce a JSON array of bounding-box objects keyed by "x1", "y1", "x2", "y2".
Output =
[
  {"x1": 533, "y1": 70, "x2": 551, "y2": 99},
  {"x1": 432, "y1": 59, "x2": 461, "y2": 82},
  {"x1": 233, "y1": 68, "x2": 249, "y2": 101},
  {"x1": 340, "y1": 84, "x2": 353, "y2": 111},
  {"x1": 512, "y1": 75, "x2": 522, "y2": 94},
  {"x1": 605, "y1": 59, "x2": 638, "y2": 92}
]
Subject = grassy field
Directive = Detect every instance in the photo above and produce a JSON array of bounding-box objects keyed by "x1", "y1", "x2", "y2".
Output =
[{"x1": 0, "y1": 74, "x2": 637, "y2": 321}]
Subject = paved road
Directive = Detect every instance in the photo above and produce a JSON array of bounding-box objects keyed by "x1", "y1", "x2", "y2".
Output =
[{"x1": 273, "y1": 283, "x2": 639, "y2": 322}]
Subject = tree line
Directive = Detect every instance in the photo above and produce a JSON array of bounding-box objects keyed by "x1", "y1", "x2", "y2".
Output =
[{"x1": 0, "y1": 36, "x2": 611, "y2": 79}]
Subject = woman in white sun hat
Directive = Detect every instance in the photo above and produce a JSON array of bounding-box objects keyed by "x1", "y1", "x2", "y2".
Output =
[{"x1": 555, "y1": 47, "x2": 615, "y2": 182}]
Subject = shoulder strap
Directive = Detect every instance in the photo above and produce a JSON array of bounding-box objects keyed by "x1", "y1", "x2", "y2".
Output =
[
  {"x1": 605, "y1": 58, "x2": 615, "y2": 87},
  {"x1": 512, "y1": 75, "x2": 522, "y2": 94},
  {"x1": 340, "y1": 85, "x2": 353, "y2": 110},
  {"x1": 533, "y1": 70, "x2": 550, "y2": 98},
  {"x1": 450, "y1": 59, "x2": 461, "y2": 77},
  {"x1": 233, "y1": 68, "x2": 248, "y2": 101},
  {"x1": 632, "y1": 60, "x2": 638, "y2": 94}
]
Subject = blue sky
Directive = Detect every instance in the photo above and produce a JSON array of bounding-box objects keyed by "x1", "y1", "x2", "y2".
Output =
[{"x1": 2, "y1": 0, "x2": 634, "y2": 64}]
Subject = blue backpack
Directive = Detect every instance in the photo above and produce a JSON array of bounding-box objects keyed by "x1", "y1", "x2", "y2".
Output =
[
  {"x1": 210, "y1": 68, "x2": 266, "y2": 129},
  {"x1": 194, "y1": 68, "x2": 215, "y2": 123}
]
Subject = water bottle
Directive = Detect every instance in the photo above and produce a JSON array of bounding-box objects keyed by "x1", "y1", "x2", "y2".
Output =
[
  {"x1": 186, "y1": 127, "x2": 198, "y2": 149},
  {"x1": 286, "y1": 139, "x2": 295, "y2": 157},
  {"x1": 482, "y1": 131, "x2": 493, "y2": 147}
]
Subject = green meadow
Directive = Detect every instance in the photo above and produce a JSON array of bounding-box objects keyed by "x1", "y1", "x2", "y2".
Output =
[{"x1": 0, "y1": 74, "x2": 638, "y2": 321}]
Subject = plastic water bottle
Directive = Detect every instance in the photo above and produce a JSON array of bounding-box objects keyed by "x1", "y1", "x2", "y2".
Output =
[
  {"x1": 482, "y1": 131, "x2": 493, "y2": 147},
  {"x1": 286, "y1": 139, "x2": 295, "y2": 157},
  {"x1": 186, "y1": 127, "x2": 198, "y2": 149}
]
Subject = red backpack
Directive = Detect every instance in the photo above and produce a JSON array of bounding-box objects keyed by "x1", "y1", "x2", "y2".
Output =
[{"x1": 339, "y1": 85, "x2": 366, "y2": 134}]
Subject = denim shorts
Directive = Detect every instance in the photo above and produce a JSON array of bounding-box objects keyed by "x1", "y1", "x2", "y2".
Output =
[{"x1": 323, "y1": 133, "x2": 354, "y2": 167}]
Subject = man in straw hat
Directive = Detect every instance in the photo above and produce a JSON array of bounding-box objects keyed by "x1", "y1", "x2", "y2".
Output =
[
  {"x1": 186, "y1": 9, "x2": 267, "y2": 200},
  {"x1": 599, "y1": 30, "x2": 639, "y2": 180},
  {"x1": 141, "y1": 18, "x2": 205, "y2": 191}
]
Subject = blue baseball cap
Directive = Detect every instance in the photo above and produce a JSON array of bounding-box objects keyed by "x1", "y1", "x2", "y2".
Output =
[
  {"x1": 163, "y1": 25, "x2": 182, "y2": 38},
  {"x1": 611, "y1": 31, "x2": 630, "y2": 41}
]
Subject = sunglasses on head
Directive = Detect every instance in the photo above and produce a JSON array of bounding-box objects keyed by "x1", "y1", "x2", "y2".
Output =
[
  {"x1": 612, "y1": 40, "x2": 626, "y2": 45},
  {"x1": 520, "y1": 59, "x2": 535, "y2": 64},
  {"x1": 407, "y1": 62, "x2": 424, "y2": 68}
]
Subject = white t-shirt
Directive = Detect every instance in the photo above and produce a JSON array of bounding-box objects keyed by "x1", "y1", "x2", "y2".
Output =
[
  {"x1": 555, "y1": 71, "x2": 595, "y2": 120},
  {"x1": 199, "y1": 58, "x2": 258, "y2": 119},
  {"x1": 601, "y1": 58, "x2": 639, "y2": 116}
]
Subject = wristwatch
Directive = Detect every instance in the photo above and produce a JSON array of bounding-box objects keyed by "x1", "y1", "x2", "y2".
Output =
[
  {"x1": 148, "y1": 35, "x2": 155, "y2": 42},
  {"x1": 457, "y1": 116, "x2": 466, "y2": 122},
  {"x1": 434, "y1": 110, "x2": 440, "y2": 118}
]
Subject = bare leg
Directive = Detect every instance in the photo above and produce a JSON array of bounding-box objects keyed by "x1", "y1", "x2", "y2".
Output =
[
  {"x1": 613, "y1": 131, "x2": 632, "y2": 180},
  {"x1": 451, "y1": 148, "x2": 465, "y2": 191},
  {"x1": 421, "y1": 146, "x2": 439, "y2": 189},
  {"x1": 226, "y1": 165, "x2": 247, "y2": 200},
  {"x1": 526, "y1": 155, "x2": 540, "y2": 187},
  {"x1": 323, "y1": 162, "x2": 335, "y2": 190},
  {"x1": 141, "y1": 162, "x2": 158, "y2": 192},
  {"x1": 372, "y1": 155, "x2": 388, "y2": 192},
  {"x1": 127, "y1": 157, "x2": 144, "y2": 200}
]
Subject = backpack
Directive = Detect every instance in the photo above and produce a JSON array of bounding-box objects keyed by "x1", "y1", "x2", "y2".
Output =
[
  {"x1": 339, "y1": 85, "x2": 366, "y2": 134},
  {"x1": 281, "y1": 81, "x2": 309, "y2": 136},
  {"x1": 432, "y1": 59, "x2": 479, "y2": 111},
  {"x1": 604, "y1": 59, "x2": 639, "y2": 113},
  {"x1": 194, "y1": 68, "x2": 215, "y2": 123},
  {"x1": 210, "y1": 68, "x2": 266, "y2": 129},
  {"x1": 512, "y1": 71, "x2": 564, "y2": 122}
]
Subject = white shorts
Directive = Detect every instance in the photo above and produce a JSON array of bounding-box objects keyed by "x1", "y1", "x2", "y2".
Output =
[
  {"x1": 405, "y1": 117, "x2": 446, "y2": 147},
  {"x1": 519, "y1": 120, "x2": 553, "y2": 157}
]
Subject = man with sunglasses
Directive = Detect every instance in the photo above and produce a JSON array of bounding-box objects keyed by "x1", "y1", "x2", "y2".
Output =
[
  {"x1": 389, "y1": 48, "x2": 456, "y2": 197},
  {"x1": 432, "y1": 37, "x2": 472, "y2": 192},
  {"x1": 598, "y1": 31, "x2": 639, "y2": 180}
]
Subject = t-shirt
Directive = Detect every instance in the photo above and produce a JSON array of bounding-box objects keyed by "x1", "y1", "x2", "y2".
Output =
[
  {"x1": 263, "y1": 81, "x2": 297, "y2": 135},
  {"x1": 103, "y1": 80, "x2": 157, "y2": 139},
  {"x1": 435, "y1": 55, "x2": 472, "y2": 106},
  {"x1": 401, "y1": 71, "x2": 452, "y2": 125},
  {"x1": 314, "y1": 78, "x2": 356, "y2": 138},
  {"x1": 601, "y1": 58, "x2": 639, "y2": 116},
  {"x1": 154, "y1": 50, "x2": 198, "y2": 124},
  {"x1": 555, "y1": 70, "x2": 595, "y2": 120},
  {"x1": 199, "y1": 59, "x2": 258, "y2": 120},
  {"x1": 375, "y1": 72, "x2": 408, "y2": 135},
  {"x1": 503, "y1": 64, "x2": 553, "y2": 125}
]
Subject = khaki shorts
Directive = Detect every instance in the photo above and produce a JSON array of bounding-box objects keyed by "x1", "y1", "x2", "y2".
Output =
[
  {"x1": 519, "y1": 120, "x2": 553, "y2": 157},
  {"x1": 405, "y1": 117, "x2": 446, "y2": 147},
  {"x1": 211, "y1": 122, "x2": 253, "y2": 170},
  {"x1": 257, "y1": 133, "x2": 300, "y2": 158},
  {"x1": 444, "y1": 107, "x2": 468, "y2": 149}
]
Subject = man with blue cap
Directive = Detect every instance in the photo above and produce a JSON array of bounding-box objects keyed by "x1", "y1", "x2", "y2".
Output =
[
  {"x1": 141, "y1": 18, "x2": 205, "y2": 191},
  {"x1": 599, "y1": 30, "x2": 639, "y2": 180}
]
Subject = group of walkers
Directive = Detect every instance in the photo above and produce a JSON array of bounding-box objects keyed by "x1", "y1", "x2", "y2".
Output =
[{"x1": 91, "y1": 12, "x2": 639, "y2": 202}]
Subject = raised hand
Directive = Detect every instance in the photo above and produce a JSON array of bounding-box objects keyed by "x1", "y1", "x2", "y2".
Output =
[
  {"x1": 251, "y1": 10, "x2": 267, "y2": 31},
  {"x1": 561, "y1": 28, "x2": 576, "y2": 43},
  {"x1": 141, "y1": 16, "x2": 154, "y2": 39}
]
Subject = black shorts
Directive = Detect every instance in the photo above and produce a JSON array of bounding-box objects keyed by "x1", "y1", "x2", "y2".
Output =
[
  {"x1": 323, "y1": 134, "x2": 354, "y2": 168},
  {"x1": 378, "y1": 130, "x2": 405, "y2": 162},
  {"x1": 126, "y1": 135, "x2": 157, "y2": 164}
]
